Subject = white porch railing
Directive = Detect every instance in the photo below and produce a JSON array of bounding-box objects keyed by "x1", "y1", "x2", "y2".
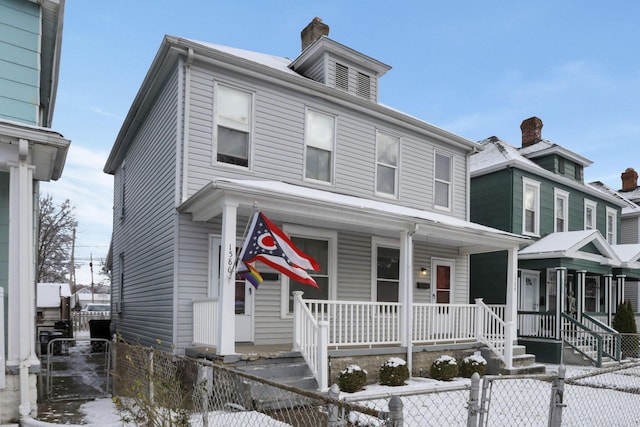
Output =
[
  {"x1": 292, "y1": 292, "x2": 328, "y2": 389},
  {"x1": 193, "y1": 299, "x2": 218, "y2": 347},
  {"x1": 412, "y1": 303, "x2": 476, "y2": 342},
  {"x1": 475, "y1": 299, "x2": 513, "y2": 370}
]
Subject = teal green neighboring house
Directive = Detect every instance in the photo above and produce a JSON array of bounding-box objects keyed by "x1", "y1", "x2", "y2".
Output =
[
  {"x1": 0, "y1": 0, "x2": 70, "y2": 423},
  {"x1": 470, "y1": 117, "x2": 640, "y2": 365}
]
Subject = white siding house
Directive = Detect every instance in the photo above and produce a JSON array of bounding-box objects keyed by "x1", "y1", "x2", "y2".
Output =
[{"x1": 104, "y1": 18, "x2": 527, "y2": 388}]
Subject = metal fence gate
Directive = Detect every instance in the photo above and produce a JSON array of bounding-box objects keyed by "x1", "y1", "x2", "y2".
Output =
[{"x1": 43, "y1": 337, "x2": 112, "y2": 401}]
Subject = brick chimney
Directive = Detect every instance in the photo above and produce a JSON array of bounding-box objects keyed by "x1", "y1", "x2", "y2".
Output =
[
  {"x1": 520, "y1": 116, "x2": 543, "y2": 147},
  {"x1": 301, "y1": 17, "x2": 329, "y2": 51},
  {"x1": 621, "y1": 167, "x2": 638, "y2": 192}
]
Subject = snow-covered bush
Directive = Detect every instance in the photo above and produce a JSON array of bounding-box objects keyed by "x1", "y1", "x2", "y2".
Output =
[
  {"x1": 430, "y1": 355, "x2": 458, "y2": 381},
  {"x1": 459, "y1": 354, "x2": 487, "y2": 378},
  {"x1": 338, "y1": 365, "x2": 368, "y2": 393},
  {"x1": 379, "y1": 357, "x2": 409, "y2": 386}
]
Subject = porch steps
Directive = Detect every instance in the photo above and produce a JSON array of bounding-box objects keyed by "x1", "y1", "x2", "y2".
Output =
[
  {"x1": 563, "y1": 345, "x2": 616, "y2": 367},
  {"x1": 482, "y1": 344, "x2": 546, "y2": 375},
  {"x1": 231, "y1": 353, "x2": 319, "y2": 410}
]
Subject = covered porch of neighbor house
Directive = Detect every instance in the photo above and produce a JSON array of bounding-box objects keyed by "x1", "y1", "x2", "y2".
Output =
[
  {"x1": 180, "y1": 178, "x2": 529, "y2": 388},
  {"x1": 516, "y1": 231, "x2": 640, "y2": 366}
]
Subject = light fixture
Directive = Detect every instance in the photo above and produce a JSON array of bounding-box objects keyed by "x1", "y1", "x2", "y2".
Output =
[{"x1": 420, "y1": 267, "x2": 428, "y2": 277}]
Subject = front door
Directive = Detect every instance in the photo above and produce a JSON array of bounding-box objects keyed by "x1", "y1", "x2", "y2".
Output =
[
  {"x1": 211, "y1": 236, "x2": 254, "y2": 343},
  {"x1": 519, "y1": 270, "x2": 540, "y2": 335},
  {"x1": 430, "y1": 259, "x2": 454, "y2": 339}
]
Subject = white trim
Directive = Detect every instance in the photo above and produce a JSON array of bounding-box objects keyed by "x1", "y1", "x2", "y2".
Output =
[
  {"x1": 522, "y1": 177, "x2": 541, "y2": 236},
  {"x1": 303, "y1": 107, "x2": 336, "y2": 185},
  {"x1": 280, "y1": 224, "x2": 337, "y2": 318},
  {"x1": 606, "y1": 207, "x2": 618, "y2": 245},
  {"x1": 370, "y1": 236, "x2": 401, "y2": 301},
  {"x1": 554, "y1": 188, "x2": 570, "y2": 232},
  {"x1": 208, "y1": 235, "x2": 221, "y2": 299},
  {"x1": 212, "y1": 81, "x2": 255, "y2": 170},
  {"x1": 584, "y1": 199, "x2": 597, "y2": 231}
]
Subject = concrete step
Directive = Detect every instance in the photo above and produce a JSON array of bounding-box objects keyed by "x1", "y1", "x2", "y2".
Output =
[{"x1": 499, "y1": 363, "x2": 547, "y2": 375}]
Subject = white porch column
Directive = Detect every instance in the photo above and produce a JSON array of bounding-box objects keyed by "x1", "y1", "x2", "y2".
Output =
[
  {"x1": 505, "y1": 246, "x2": 518, "y2": 330},
  {"x1": 399, "y1": 228, "x2": 414, "y2": 372},
  {"x1": 217, "y1": 202, "x2": 238, "y2": 355},
  {"x1": 576, "y1": 270, "x2": 586, "y2": 320},
  {"x1": 616, "y1": 275, "x2": 626, "y2": 308},
  {"x1": 604, "y1": 274, "x2": 613, "y2": 326},
  {"x1": 555, "y1": 267, "x2": 567, "y2": 340}
]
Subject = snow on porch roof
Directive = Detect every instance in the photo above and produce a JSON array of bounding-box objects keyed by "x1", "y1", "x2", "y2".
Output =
[
  {"x1": 518, "y1": 230, "x2": 621, "y2": 266},
  {"x1": 181, "y1": 178, "x2": 529, "y2": 249},
  {"x1": 611, "y1": 244, "x2": 640, "y2": 268}
]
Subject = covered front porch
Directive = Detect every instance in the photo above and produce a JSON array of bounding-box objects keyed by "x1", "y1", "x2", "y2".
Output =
[{"x1": 181, "y1": 178, "x2": 529, "y2": 389}]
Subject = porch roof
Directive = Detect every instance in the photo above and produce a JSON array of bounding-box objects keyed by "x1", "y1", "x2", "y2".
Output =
[
  {"x1": 518, "y1": 230, "x2": 621, "y2": 267},
  {"x1": 179, "y1": 178, "x2": 528, "y2": 254}
]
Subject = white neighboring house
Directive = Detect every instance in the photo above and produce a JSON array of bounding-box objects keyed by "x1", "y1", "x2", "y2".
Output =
[
  {"x1": 73, "y1": 287, "x2": 110, "y2": 310},
  {"x1": 36, "y1": 283, "x2": 72, "y2": 332}
]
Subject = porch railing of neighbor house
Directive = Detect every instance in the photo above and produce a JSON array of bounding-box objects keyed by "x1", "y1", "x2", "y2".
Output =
[
  {"x1": 292, "y1": 292, "x2": 328, "y2": 389},
  {"x1": 475, "y1": 299, "x2": 513, "y2": 369},
  {"x1": 192, "y1": 298, "x2": 218, "y2": 347},
  {"x1": 561, "y1": 313, "x2": 609, "y2": 366},
  {"x1": 517, "y1": 311, "x2": 557, "y2": 339},
  {"x1": 581, "y1": 313, "x2": 621, "y2": 361}
]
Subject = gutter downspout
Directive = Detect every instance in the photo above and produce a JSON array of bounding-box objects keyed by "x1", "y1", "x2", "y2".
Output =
[
  {"x1": 404, "y1": 224, "x2": 419, "y2": 376},
  {"x1": 181, "y1": 47, "x2": 194, "y2": 204}
]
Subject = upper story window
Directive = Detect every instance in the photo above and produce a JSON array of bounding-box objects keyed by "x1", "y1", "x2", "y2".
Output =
[
  {"x1": 304, "y1": 109, "x2": 335, "y2": 183},
  {"x1": 215, "y1": 84, "x2": 252, "y2": 167},
  {"x1": 522, "y1": 177, "x2": 540, "y2": 236},
  {"x1": 584, "y1": 199, "x2": 597, "y2": 230},
  {"x1": 434, "y1": 152, "x2": 452, "y2": 209},
  {"x1": 554, "y1": 189, "x2": 569, "y2": 232},
  {"x1": 606, "y1": 207, "x2": 617, "y2": 244},
  {"x1": 376, "y1": 131, "x2": 399, "y2": 196}
]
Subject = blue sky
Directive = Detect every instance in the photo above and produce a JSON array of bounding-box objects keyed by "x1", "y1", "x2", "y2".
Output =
[{"x1": 42, "y1": 1, "x2": 640, "y2": 284}]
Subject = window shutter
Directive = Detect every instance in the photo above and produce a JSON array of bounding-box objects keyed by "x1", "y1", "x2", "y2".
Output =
[
  {"x1": 335, "y1": 63, "x2": 349, "y2": 91},
  {"x1": 357, "y1": 72, "x2": 371, "y2": 99}
]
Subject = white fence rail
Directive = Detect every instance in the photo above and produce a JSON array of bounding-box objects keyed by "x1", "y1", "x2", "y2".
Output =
[
  {"x1": 192, "y1": 299, "x2": 218, "y2": 347},
  {"x1": 412, "y1": 303, "x2": 476, "y2": 342},
  {"x1": 71, "y1": 311, "x2": 110, "y2": 332},
  {"x1": 293, "y1": 292, "x2": 328, "y2": 389},
  {"x1": 476, "y1": 299, "x2": 513, "y2": 369}
]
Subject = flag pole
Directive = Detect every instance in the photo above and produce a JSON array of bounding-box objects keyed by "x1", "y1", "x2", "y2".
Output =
[{"x1": 228, "y1": 203, "x2": 259, "y2": 277}]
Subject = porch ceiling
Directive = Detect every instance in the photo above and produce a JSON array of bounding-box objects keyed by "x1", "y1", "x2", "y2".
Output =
[{"x1": 179, "y1": 179, "x2": 528, "y2": 254}]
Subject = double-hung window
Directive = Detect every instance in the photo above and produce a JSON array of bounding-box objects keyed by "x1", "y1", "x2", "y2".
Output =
[
  {"x1": 584, "y1": 200, "x2": 597, "y2": 230},
  {"x1": 523, "y1": 178, "x2": 540, "y2": 236},
  {"x1": 374, "y1": 241, "x2": 400, "y2": 303},
  {"x1": 554, "y1": 189, "x2": 569, "y2": 232},
  {"x1": 376, "y1": 131, "x2": 399, "y2": 196},
  {"x1": 434, "y1": 152, "x2": 452, "y2": 209},
  {"x1": 606, "y1": 207, "x2": 617, "y2": 244},
  {"x1": 304, "y1": 109, "x2": 335, "y2": 183},
  {"x1": 215, "y1": 84, "x2": 252, "y2": 167}
]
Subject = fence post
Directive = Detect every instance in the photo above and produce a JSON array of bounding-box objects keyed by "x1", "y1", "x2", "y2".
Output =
[
  {"x1": 548, "y1": 365, "x2": 566, "y2": 427},
  {"x1": 317, "y1": 320, "x2": 329, "y2": 389},
  {"x1": 327, "y1": 383, "x2": 343, "y2": 427},
  {"x1": 148, "y1": 347, "x2": 155, "y2": 405},
  {"x1": 387, "y1": 395, "x2": 403, "y2": 426},
  {"x1": 467, "y1": 372, "x2": 480, "y2": 427}
]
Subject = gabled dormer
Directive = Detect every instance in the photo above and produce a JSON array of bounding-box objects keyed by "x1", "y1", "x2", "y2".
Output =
[
  {"x1": 289, "y1": 18, "x2": 391, "y2": 102},
  {"x1": 517, "y1": 117, "x2": 593, "y2": 183}
]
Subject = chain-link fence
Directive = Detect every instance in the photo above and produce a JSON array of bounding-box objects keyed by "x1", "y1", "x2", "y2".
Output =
[{"x1": 112, "y1": 342, "x2": 640, "y2": 426}]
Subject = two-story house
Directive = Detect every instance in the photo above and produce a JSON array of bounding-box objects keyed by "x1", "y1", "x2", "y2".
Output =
[
  {"x1": 470, "y1": 117, "x2": 638, "y2": 365},
  {"x1": 0, "y1": 0, "x2": 70, "y2": 422},
  {"x1": 104, "y1": 18, "x2": 530, "y2": 389}
]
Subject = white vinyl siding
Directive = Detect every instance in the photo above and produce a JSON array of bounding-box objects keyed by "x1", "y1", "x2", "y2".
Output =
[
  {"x1": 434, "y1": 151, "x2": 452, "y2": 210},
  {"x1": 214, "y1": 83, "x2": 253, "y2": 167},
  {"x1": 584, "y1": 199, "x2": 597, "y2": 230},
  {"x1": 522, "y1": 177, "x2": 540, "y2": 236},
  {"x1": 304, "y1": 108, "x2": 335, "y2": 183},
  {"x1": 375, "y1": 131, "x2": 399, "y2": 197},
  {"x1": 554, "y1": 188, "x2": 569, "y2": 232}
]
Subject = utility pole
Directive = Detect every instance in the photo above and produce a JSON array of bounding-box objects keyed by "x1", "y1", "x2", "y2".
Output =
[{"x1": 69, "y1": 228, "x2": 76, "y2": 295}]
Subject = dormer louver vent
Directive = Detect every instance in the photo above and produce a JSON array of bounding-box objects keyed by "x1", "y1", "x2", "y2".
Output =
[
  {"x1": 357, "y1": 72, "x2": 371, "y2": 99},
  {"x1": 335, "y1": 63, "x2": 349, "y2": 91}
]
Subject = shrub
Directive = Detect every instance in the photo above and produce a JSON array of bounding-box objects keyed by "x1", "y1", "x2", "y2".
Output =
[
  {"x1": 338, "y1": 365, "x2": 367, "y2": 393},
  {"x1": 430, "y1": 355, "x2": 459, "y2": 381},
  {"x1": 613, "y1": 300, "x2": 639, "y2": 358},
  {"x1": 379, "y1": 357, "x2": 409, "y2": 386},
  {"x1": 459, "y1": 354, "x2": 487, "y2": 378}
]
